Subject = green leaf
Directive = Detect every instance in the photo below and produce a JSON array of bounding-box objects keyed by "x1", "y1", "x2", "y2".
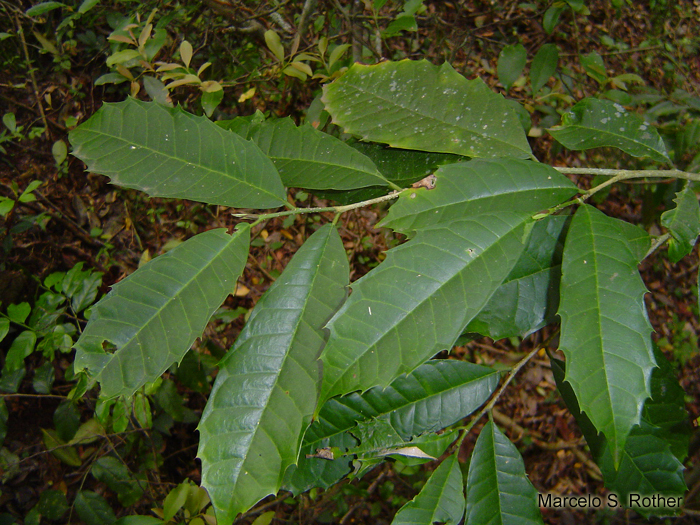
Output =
[
  {"x1": 113, "y1": 517, "x2": 163, "y2": 525},
  {"x1": 69, "y1": 98, "x2": 287, "y2": 209},
  {"x1": 222, "y1": 118, "x2": 391, "y2": 190},
  {"x1": 579, "y1": 51, "x2": 607, "y2": 84},
  {"x1": 91, "y1": 456, "x2": 145, "y2": 507},
  {"x1": 530, "y1": 44, "x2": 559, "y2": 94},
  {"x1": 314, "y1": 360, "x2": 499, "y2": 443},
  {"x1": 3, "y1": 331, "x2": 36, "y2": 372},
  {"x1": 542, "y1": 5, "x2": 565, "y2": 34},
  {"x1": 62, "y1": 262, "x2": 102, "y2": 313},
  {"x1": 281, "y1": 432, "x2": 356, "y2": 495},
  {"x1": 37, "y1": 490, "x2": 69, "y2": 521},
  {"x1": 54, "y1": 401, "x2": 80, "y2": 441},
  {"x1": 74, "y1": 226, "x2": 250, "y2": 398},
  {"x1": 197, "y1": 225, "x2": 349, "y2": 525},
  {"x1": 7, "y1": 302, "x2": 30, "y2": 324},
  {"x1": 552, "y1": 351, "x2": 688, "y2": 517},
  {"x1": 322, "y1": 60, "x2": 532, "y2": 159},
  {"x1": 163, "y1": 482, "x2": 190, "y2": 522},
  {"x1": 381, "y1": 159, "x2": 578, "y2": 234},
  {"x1": 0, "y1": 318, "x2": 9, "y2": 343},
  {"x1": 74, "y1": 491, "x2": 117, "y2": 525},
  {"x1": 142, "y1": 76, "x2": 172, "y2": 107},
  {"x1": 33, "y1": 361, "x2": 55, "y2": 394},
  {"x1": 465, "y1": 419, "x2": 543, "y2": 524},
  {"x1": 548, "y1": 98, "x2": 671, "y2": 163},
  {"x1": 661, "y1": 183, "x2": 700, "y2": 262},
  {"x1": 497, "y1": 44, "x2": 527, "y2": 91},
  {"x1": 250, "y1": 512, "x2": 275, "y2": 525},
  {"x1": 391, "y1": 453, "x2": 464, "y2": 525},
  {"x1": 467, "y1": 215, "x2": 570, "y2": 340},
  {"x1": 557, "y1": 204, "x2": 655, "y2": 463},
  {"x1": 94, "y1": 72, "x2": 130, "y2": 86},
  {"x1": 320, "y1": 212, "x2": 533, "y2": 403},
  {"x1": 264, "y1": 29, "x2": 284, "y2": 62},
  {"x1": 106, "y1": 50, "x2": 142, "y2": 68},
  {"x1": 564, "y1": 0, "x2": 586, "y2": 12},
  {"x1": 351, "y1": 143, "x2": 462, "y2": 188},
  {"x1": 78, "y1": 0, "x2": 100, "y2": 14},
  {"x1": 26, "y1": 2, "x2": 67, "y2": 17},
  {"x1": 310, "y1": 144, "x2": 462, "y2": 205},
  {"x1": 383, "y1": 15, "x2": 417, "y2": 37},
  {"x1": 132, "y1": 393, "x2": 152, "y2": 429},
  {"x1": 41, "y1": 428, "x2": 81, "y2": 467},
  {"x1": 201, "y1": 88, "x2": 223, "y2": 118}
]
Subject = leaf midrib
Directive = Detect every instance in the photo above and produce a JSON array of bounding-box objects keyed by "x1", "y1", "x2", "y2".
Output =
[
  {"x1": 325, "y1": 220, "x2": 525, "y2": 394},
  {"x1": 228, "y1": 228, "x2": 339, "y2": 494},
  {"x1": 327, "y1": 83, "x2": 530, "y2": 157},
  {"x1": 93, "y1": 230, "x2": 243, "y2": 395},
  {"x1": 76, "y1": 118, "x2": 287, "y2": 206}
]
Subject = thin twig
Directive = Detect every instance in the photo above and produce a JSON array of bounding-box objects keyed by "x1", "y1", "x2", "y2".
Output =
[
  {"x1": 232, "y1": 189, "x2": 405, "y2": 222},
  {"x1": 454, "y1": 346, "x2": 541, "y2": 443},
  {"x1": 14, "y1": 13, "x2": 50, "y2": 140}
]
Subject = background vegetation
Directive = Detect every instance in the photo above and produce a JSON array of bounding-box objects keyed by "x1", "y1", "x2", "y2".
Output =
[{"x1": 1, "y1": 0, "x2": 700, "y2": 523}]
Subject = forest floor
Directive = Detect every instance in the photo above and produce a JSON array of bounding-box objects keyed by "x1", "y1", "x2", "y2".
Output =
[{"x1": 2, "y1": 0, "x2": 700, "y2": 524}]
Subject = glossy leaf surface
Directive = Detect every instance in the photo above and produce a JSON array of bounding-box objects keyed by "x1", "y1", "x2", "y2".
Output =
[
  {"x1": 392, "y1": 453, "x2": 465, "y2": 525},
  {"x1": 221, "y1": 117, "x2": 391, "y2": 190},
  {"x1": 75, "y1": 226, "x2": 250, "y2": 398},
  {"x1": 285, "y1": 360, "x2": 497, "y2": 494},
  {"x1": 467, "y1": 215, "x2": 570, "y2": 339},
  {"x1": 548, "y1": 98, "x2": 671, "y2": 163},
  {"x1": 381, "y1": 158, "x2": 577, "y2": 234},
  {"x1": 323, "y1": 60, "x2": 532, "y2": 159},
  {"x1": 197, "y1": 225, "x2": 348, "y2": 525},
  {"x1": 320, "y1": 212, "x2": 532, "y2": 403},
  {"x1": 558, "y1": 205, "x2": 655, "y2": 462},
  {"x1": 661, "y1": 183, "x2": 700, "y2": 262},
  {"x1": 552, "y1": 352, "x2": 688, "y2": 516},
  {"x1": 465, "y1": 419, "x2": 543, "y2": 524},
  {"x1": 69, "y1": 98, "x2": 287, "y2": 208},
  {"x1": 313, "y1": 360, "x2": 499, "y2": 443}
]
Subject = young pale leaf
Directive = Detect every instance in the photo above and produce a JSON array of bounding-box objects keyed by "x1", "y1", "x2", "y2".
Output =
[
  {"x1": 497, "y1": 43, "x2": 527, "y2": 91},
  {"x1": 74, "y1": 226, "x2": 250, "y2": 398},
  {"x1": 320, "y1": 212, "x2": 533, "y2": 403},
  {"x1": 558, "y1": 205, "x2": 655, "y2": 463},
  {"x1": 380, "y1": 158, "x2": 578, "y2": 234},
  {"x1": 69, "y1": 98, "x2": 287, "y2": 208},
  {"x1": 322, "y1": 60, "x2": 532, "y2": 159},
  {"x1": 197, "y1": 225, "x2": 349, "y2": 525},
  {"x1": 552, "y1": 352, "x2": 688, "y2": 517},
  {"x1": 391, "y1": 453, "x2": 465, "y2": 525},
  {"x1": 466, "y1": 215, "x2": 570, "y2": 340},
  {"x1": 548, "y1": 98, "x2": 671, "y2": 163},
  {"x1": 465, "y1": 419, "x2": 543, "y2": 524},
  {"x1": 223, "y1": 117, "x2": 391, "y2": 190},
  {"x1": 660, "y1": 183, "x2": 700, "y2": 262},
  {"x1": 530, "y1": 44, "x2": 559, "y2": 94}
]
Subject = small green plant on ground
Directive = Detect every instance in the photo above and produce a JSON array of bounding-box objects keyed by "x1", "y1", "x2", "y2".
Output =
[{"x1": 65, "y1": 57, "x2": 698, "y2": 524}]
